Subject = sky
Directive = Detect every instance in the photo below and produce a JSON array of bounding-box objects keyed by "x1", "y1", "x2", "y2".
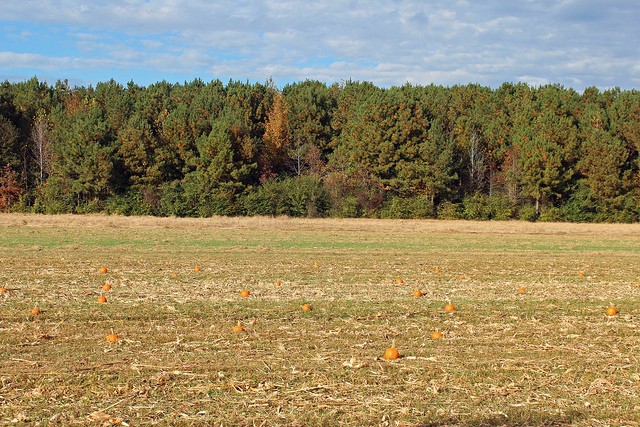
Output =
[{"x1": 1, "y1": 0, "x2": 639, "y2": 91}]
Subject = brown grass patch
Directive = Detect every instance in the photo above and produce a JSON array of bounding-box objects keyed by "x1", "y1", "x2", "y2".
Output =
[{"x1": 1, "y1": 214, "x2": 639, "y2": 426}]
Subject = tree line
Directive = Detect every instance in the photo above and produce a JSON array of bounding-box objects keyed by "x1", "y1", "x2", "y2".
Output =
[{"x1": 1, "y1": 77, "x2": 639, "y2": 222}]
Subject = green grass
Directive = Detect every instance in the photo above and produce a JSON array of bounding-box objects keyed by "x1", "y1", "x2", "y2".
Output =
[{"x1": 1, "y1": 215, "x2": 640, "y2": 426}]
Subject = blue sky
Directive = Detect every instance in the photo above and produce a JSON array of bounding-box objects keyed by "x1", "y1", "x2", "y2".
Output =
[{"x1": 1, "y1": 0, "x2": 639, "y2": 90}]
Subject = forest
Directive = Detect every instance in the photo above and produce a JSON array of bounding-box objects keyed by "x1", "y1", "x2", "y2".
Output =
[{"x1": 0, "y1": 77, "x2": 639, "y2": 222}]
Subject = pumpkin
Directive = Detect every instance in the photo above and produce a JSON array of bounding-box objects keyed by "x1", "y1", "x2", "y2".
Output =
[
  {"x1": 434, "y1": 269, "x2": 441, "y2": 273},
  {"x1": 444, "y1": 304, "x2": 455, "y2": 312},
  {"x1": 30, "y1": 308, "x2": 40, "y2": 316},
  {"x1": 302, "y1": 303, "x2": 311, "y2": 311},
  {"x1": 606, "y1": 307, "x2": 617, "y2": 316},
  {"x1": 396, "y1": 278, "x2": 404, "y2": 284},
  {"x1": 459, "y1": 275, "x2": 465, "y2": 279},
  {"x1": 240, "y1": 290, "x2": 250, "y2": 297},
  {"x1": 384, "y1": 348, "x2": 400, "y2": 360},
  {"x1": 171, "y1": 273, "x2": 178, "y2": 278},
  {"x1": 99, "y1": 267, "x2": 107, "y2": 274},
  {"x1": 275, "y1": 281, "x2": 281, "y2": 286},
  {"x1": 518, "y1": 287, "x2": 526, "y2": 293},
  {"x1": 194, "y1": 267, "x2": 201, "y2": 272},
  {"x1": 0, "y1": 287, "x2": 7, "y2": 293},
  {"x1": 97, "y1": 296, "x2": 107, "y2": 303},
  {"x1": 432, "y1": 332, "x2": 443, "y2": 339},
  {"x1": 232, "y1": 325, "x2": 245, "y2": 332},
  {"x1": 313, "y1": 263, "x2": 320, "y2": 268},
  {"x1": 413, "y1": 290, "x2": 422, "y2": 297},
  {"x1": 106, "y1": 333, "x2": 118, "y2": 342},
  {"x1": 578, "y1": 272, "x2": 585, "y2": 277},
  {"x1": 102, "y1": 283, "x2": 111, "y2": 291}
]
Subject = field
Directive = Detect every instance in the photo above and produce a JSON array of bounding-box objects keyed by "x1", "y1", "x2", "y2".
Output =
[{"x1": 1, "y1": 214, "x2": 640, "y2": 426}]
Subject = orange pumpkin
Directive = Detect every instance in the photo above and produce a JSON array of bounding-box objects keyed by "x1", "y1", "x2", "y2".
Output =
[
  {"x1": 606, "y1": 307, "x2": 617, "y2": 316},
  {"x1": 431, "y1": 332, "x2": 443, "y2": 339},
  {"x1": 194, "y1": 267, "x2": 201, "y2": 272},
  {"x1": 106, "y1": 333, "x2": 118, "y2": 342},
  {"x1": 171, "y1": 273, "x2": 178, "y2": 278},
  {"x1": 232, "y1": 325, "x2": 245, "y2": 332},
  {"x1": 578, "y1": 272, "x2": 585, "y2": 277},
  {"x1": 413, "y1": 290, "x2": 422, "y2": 297},
  {"x1": 384, "y1": 348, "x2": 400, "y2": 360},
  {"x1": 240, "y1": 290, "x2": 250, "y2": 297},
  {"x1": 434, "y1": 269, "x2": 441, "y2": 273},
  {"x1": 313, "y1": 263, "x2": 320, "y2": 268},
  {"x1": 518, "y1": 287, "x2": 526, "y2": 293},
  {"x1": 444, "y1": 304, "x2": 455, "y2": 312},
  {"x1": 302, "y1": 303, "x2": 311, "y2": 311},
  {"x1": 97, "y1": 296, "x2": 107, "y2": 303},
  {"x1": 0, "y1": 287, "x2": 7, "y2": 293},
  {"x1": 396, "y1": 278, "x2": 404, "y2": 284},
  {"x1": 102, "y1": 283, "x2": 112, "y2": 291},
  {"x1": 99, "y1": 267, "x2": 108, "y2": 274},
  {"x1": 30, "y1": 308, "x2": 40, "y2": 316}
]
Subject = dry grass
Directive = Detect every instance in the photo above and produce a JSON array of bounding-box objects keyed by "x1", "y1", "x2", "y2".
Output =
[{"x1": 1, "y1": 214, "x2": 639, "y2": 426}]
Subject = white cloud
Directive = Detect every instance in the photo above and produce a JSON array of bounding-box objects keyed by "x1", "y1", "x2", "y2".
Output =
[
  {"x1": 0, "y1": 51, "x2": 69, "y2": 70},
  {"x1": 0, "y1": 0, "x2": 639, "y2": 90}
]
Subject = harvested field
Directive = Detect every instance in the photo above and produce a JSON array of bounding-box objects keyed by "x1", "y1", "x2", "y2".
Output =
[{"x1": 1, "y1": 214, "x2": 639, "y2": 426}]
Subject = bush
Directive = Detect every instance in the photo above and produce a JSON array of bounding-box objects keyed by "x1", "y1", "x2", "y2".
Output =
[
  {"x1": 486, "y1": 195, "x2": 514, "y2": 220},
  {"x1": 334, "y1": 196, "x2": 361, "y2": 218},
  {"x1": 196, "y1": 188, "x2": 237, "y2": 217},
  {"x1": 462, "y1": 193, "x2": 489, "y2": 220},
  {"x1": 538, "y1": 206, "x2": 563, "y2": 222},
  {"x1": 437, "y1": 201, "x2": 462, "y2": 220},
  {"x1": 381, "y1": 197, "x2": 435, "y2": 219},
  {"x1": 159, "y1": 181, "x2": 197, "y2": 217},
  {"x1": 104, "y1": 189, "x2": 157, "y2": 216},
  {"x1": 517, "y1": 204, "x2": 538, "y2": 222},
  {"x1": 242, "y1": 176, "x2": 329, "y2": 218}
]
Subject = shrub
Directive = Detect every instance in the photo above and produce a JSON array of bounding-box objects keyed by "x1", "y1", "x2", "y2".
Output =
[
  {"x1": 517, "y1": 204, "x2": 537, "y2": 222},
  {"x1": 538, "y1": 206, "x2": 563, "y2": 222},
  {"x1": 381, "y1": 197, "x2": 435, "y2": 219},
  {"x1": 437, "y1": 201, "x2": 463, "y2": 220}
]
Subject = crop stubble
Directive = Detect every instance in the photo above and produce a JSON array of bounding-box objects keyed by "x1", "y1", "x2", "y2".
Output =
[{"x1": 0, "y1": 214, "x2": 639, "y2": 426}]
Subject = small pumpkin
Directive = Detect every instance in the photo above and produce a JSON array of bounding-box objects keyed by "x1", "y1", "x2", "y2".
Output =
[
  {"x1": 0, "y1": 287, "x2": 7, "y2": 293},
  {"x1": 396, "y1": 278, "x2": 404, "y2": 284},
  {"x1": 384, "y1": 348, "x2": 400, "y2": 360},
  {"x1": 97, "y1": 296, "x2": 107, "y2": 303},
  {"x1": 518, "y1": 287, "x2": 526, "y2": 293},
  {"x1": 232, "y1": 325, "x2": 245, "y2": 332},
  {"x1": 434, "y1": 269, "x2": 441, "y2": 273},
  {"x1": 194, "y1": 267, "x2": 201, "y2": 272},
  {"x1": 313, "y1": 263, "x2": 320, "y2": 268},
  {"x1": 99, "y1": 267, "x2": 108, "y2": 274},
  {"x1": 413, "y1": 290, "x2": 422, "y2": 297},
  {"x1": 30, "y1": 308, "x2": 40, "y2": 316},
  {"x1": 171, "y1": 273, "x2": 178, "y2": 278},
  {"x1": 275, "y1": 281, "x2": 281, "y2": 286},
  {"x1": 444, "y1": 304, "x2": 455, "y2": 312},
  {"x1": 431, "y1": 332, "x2": 443, "y2": 339},
  {"x1": 606, "y1": 307, "x2": 617, "y2": 316},
  {"x1": 106, "y1": 333, "x2": 118, "y2": 342},
  {"x1": 240, "y1": 290, "x2": 250, "y2": 297},
  {"x1": 302, "y1": 303, "x2": 311, "y2": 311},
  {"x1": 102, "y1": 283, "x2": 112, "y2": 291},
  {"x1": 578, "y1": 272, "x2": 585, "y2": 277}
]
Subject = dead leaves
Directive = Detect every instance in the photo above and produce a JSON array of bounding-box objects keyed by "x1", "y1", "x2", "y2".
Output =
[{"x1": 88, "y1": 410, "x2": 127, "y2": 426}]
